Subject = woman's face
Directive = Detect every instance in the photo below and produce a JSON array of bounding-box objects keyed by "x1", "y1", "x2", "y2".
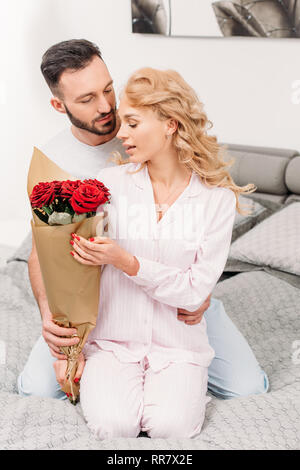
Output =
[{"x1": 116, "y1": 96, "x2": 171, "y2": 164}]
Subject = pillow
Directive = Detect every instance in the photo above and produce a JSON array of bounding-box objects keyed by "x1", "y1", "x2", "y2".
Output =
[
  {"x1": 285, "y1": 194, "x2": 300, "y2": 205},
  {"x1": 285, "y1": 156, "x2": 300, "y2": 195},
  {"x1": 232, "y1": 196, "x2": 267, "y2": 242},
  {"x1": 229, "y1": 202, "x2": 300, "y2": 276}
]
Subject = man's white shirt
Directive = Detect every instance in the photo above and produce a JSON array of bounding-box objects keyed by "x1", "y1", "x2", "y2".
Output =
[{"x1": 40, "y1": 127, "x2": 126, "y2": 178}]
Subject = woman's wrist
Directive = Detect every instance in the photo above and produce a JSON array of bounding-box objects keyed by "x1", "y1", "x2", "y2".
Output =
[{"x1": 117, "y1": 252, "x2": 140, "y2": 276}]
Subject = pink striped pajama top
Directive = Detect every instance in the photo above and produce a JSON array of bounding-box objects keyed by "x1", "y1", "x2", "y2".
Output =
[{"x1": 85, "y1": 162, "x2": 236, "y2": 371}]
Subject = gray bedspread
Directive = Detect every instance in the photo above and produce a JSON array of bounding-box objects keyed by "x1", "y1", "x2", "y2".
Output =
[{"x1": 0, "y1": 252, "x2": 299, "y2": 450}]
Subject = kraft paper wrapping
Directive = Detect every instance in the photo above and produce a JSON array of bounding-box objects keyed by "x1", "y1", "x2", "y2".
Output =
[{"x1": 27, "y1": 147, "x2": 104, "y2": 404}]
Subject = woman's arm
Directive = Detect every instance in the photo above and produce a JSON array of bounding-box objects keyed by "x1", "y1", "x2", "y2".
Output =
[
  {"x1": 71, "y1": 190, "x2": 236, "y2": 312},
  {"x1": 123, "y1": 191, "x2": 236, "y2": 312}
]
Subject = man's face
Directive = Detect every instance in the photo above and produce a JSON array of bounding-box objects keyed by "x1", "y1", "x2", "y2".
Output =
[{"x1": 57, "y1": 55, "x2": 117, "y2": 136}]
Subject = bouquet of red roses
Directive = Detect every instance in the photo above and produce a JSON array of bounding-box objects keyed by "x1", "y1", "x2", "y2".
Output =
[
  {"x1": 27, "y1": 147, "x2": 110, "y2": 404},
  {"x1": 30, "y1": 178, "x2": 110, "y2": 226}
]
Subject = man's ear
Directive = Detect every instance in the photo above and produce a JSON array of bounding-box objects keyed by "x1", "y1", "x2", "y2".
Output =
[{"x1": 50, "y1": 96, "x2": 67, "y2": 114}]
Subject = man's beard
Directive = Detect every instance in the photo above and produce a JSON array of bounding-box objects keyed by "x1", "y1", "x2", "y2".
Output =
[{"x1": 64, "y1": 104, "x2": 117, "y2": 136}]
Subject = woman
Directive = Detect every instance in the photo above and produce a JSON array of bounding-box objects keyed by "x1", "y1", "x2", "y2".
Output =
[{"x1": 55, "y1": 68, "x2": 255, "y2": 439}]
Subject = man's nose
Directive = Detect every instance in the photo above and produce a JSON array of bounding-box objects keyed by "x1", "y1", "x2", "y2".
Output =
[{"x1": 97, "y1": 95, "x2": 112, "y2": 114}]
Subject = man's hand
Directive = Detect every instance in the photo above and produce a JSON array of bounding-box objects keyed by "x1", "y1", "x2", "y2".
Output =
[
  {"x1": 42, "y1": 308, "x2": 80, "y2": 360},
  {"x1": 177, "y1": 294, "x2": 211, "y2": 325}
]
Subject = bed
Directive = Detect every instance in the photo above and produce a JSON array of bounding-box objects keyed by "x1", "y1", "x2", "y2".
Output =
[{"x1": 0, "y1": 143, "x2": 299, "y2": 450}]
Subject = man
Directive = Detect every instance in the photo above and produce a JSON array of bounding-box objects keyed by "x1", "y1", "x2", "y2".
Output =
[{"x1": 17, "y1": 39, "x2": 268, "y2": 400}]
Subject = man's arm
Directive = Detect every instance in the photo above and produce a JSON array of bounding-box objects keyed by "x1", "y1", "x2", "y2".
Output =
[
  {"x1": 28, "y1": 235, "x2": 79, "y2": 359},
  {"x1": 177, "y1": 294, "x2": 211, "y2": 325}
]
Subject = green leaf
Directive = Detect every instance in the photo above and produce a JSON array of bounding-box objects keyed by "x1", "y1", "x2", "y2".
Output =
[{"x1": 42, "y1": 205, "x2": 53, "y2": 215}]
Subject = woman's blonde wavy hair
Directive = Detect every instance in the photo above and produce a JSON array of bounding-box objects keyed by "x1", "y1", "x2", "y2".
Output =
[{"x1": 112, "y1": 67, "x2": 256, "y2": 215}]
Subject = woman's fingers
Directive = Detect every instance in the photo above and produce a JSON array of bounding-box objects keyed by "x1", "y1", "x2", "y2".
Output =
[
  {"x1": 74, "y1": 353, "x2": 85, "y2": 382},
  {"x1": 71, "y1": 238, "x2": 105, "y2": 265},
  {"x1": 71, "y1": 250, "x2": 97, "y2": 265},
  {"x1": 90, "y1": 236, "x2": 111, "y2": 244},
  {"x1": 76, "y1": 234, "x2": 112, "y2": 250},
  {"x1": 71, "y1": 240, "x2": 95, "y2": 261},
  {"x1": 73, "y1": 234, "x2": 108, "y2": 249},
  {"x1": 70, "y1": 235, "x2": 114, "y2": 265}
]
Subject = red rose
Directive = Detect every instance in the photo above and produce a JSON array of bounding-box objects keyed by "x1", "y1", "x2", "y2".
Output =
[
  {"x1": 70, "y1": 183, "x2": 109, "y2": 214},
  {"x1": 60, "y1": 180, "x2": 82, "y2": 199},
  {"x1": 52, "y1": 180, "x2": 63, "y2": 195},
  {"x1": 83, "y1": 179, "x2": 111, "y2": 199},
  {"x1": 30, "y1": 182, "x2": 56, "y2": 208}
]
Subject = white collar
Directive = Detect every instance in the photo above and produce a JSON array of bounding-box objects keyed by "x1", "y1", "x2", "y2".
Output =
[{"x1": 130, "y1": 163, "x2": 204, "y2": 198}]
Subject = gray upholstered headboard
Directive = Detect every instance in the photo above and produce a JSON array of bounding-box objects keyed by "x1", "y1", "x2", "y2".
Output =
[{"x1": 223, "y1": 143, "x2": 300, "y2": 205}]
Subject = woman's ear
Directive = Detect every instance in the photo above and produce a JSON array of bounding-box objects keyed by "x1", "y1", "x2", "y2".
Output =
[{"x1": 166, "y1": 119, "x2": 178, "y2": 137}]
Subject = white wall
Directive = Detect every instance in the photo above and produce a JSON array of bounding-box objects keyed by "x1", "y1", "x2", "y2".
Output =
[{"x1": 1, "y1": 0, "x2": 299, "y2": 247}]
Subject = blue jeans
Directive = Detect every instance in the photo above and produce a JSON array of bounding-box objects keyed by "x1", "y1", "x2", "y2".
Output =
[
  {"x1": 17, "y1": 298, "x2": 269, "y2": 400},
  {"x1": 205, "y1": 298, "x2": 269, "y2": 398}
]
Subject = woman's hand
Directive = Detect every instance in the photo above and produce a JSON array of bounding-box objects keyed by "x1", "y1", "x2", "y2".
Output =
[
  {"x1": 53, "y1": 352, "x2": 85, "y2": 395},
  {"x1": 70, "y1": 233, "x2": 139, "y2": 275}
]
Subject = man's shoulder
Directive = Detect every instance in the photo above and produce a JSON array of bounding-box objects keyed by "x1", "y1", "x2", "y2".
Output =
[{"x1": 40, "y1": 128, "x2": 71, "y2": 156}]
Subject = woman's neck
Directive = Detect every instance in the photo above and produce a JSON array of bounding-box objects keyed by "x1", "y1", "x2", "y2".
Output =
[{"x1": 147, "y1": 152, "x2": 191, "y2": 189}]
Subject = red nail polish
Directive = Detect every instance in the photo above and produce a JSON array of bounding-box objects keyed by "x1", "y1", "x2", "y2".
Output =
[
  {"x1": 74, "y1": 378, "x2": 79, "y2": 384},
  {"x1": 89, "y1": 237, "x2": 94, "y2": 242},
  {"x1": 76, "y1": 236, "x2": 80, "y2": 241},
  {"x1": 71, "y1": 233, "x2": 75, "y2": 238},
  {"x1": 66, "y1": 393, "x2": 69, "y2": 397},
  {"x1": 70, "y1": 251, "x2": 74, "y2": 256},
  {"x1": 70, "y1": 240, "x2": 74, "y2": 245}
]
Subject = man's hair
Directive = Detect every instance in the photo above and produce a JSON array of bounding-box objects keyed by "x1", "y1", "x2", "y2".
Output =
[{"x1": 41, "y1": 39, "x2": 103, "y2": 97}]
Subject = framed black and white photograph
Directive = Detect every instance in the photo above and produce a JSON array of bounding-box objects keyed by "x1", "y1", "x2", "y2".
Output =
[{"x1": 131, "y1": 0, "x2": 300, "y2": 38}]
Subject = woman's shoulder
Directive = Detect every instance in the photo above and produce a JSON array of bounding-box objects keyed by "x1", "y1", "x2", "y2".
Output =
[
  {"x1": 198, "y1": 180, "x2": 236, "y2": 209},
  {"x1": 197, "y1": 176, "x2": 235, "y2": 198},
  {"x1": 211, "y1": 185, "x2": 235, "y2": 200}
]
